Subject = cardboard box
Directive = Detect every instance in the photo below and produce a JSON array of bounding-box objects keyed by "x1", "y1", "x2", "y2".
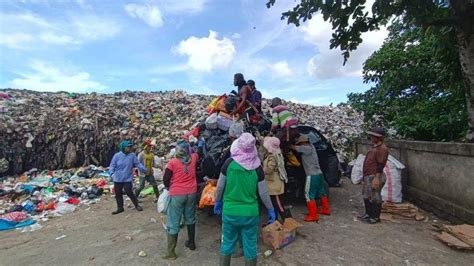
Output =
[{"x1": 261, "y1": 218, "x2": 302, "y2": 249}]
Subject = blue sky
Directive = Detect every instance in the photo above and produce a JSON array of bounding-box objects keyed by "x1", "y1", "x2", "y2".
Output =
[{"x1": 0, "y1": 0, "x2": 387, "y2": 105}]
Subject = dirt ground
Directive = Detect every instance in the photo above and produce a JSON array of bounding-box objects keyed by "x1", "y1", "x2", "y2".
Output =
[{"x1": 1, "y1": 178, "x2": 472, "y2": 265}]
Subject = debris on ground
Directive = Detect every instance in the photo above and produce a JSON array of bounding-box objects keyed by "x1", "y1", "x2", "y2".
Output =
[
  {"x1": 0, "y1": 165, "x2": 110, "y2": 231},
  {"x1": 382, "y1": 202, "x2": 426, "y2": 221},
  {"x1": 138, "y1": 250, "x2": 147, "y2": 257},
  {"x1": 432, "y1": 224, "x2": 474, "y2": 251}
]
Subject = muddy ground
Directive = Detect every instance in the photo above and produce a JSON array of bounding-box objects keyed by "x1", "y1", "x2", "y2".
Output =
[{"x1": 1, "y1": 178, "x2": 472, "y2": 265}]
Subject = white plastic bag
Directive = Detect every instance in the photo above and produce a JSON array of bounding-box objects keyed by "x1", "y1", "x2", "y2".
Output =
[
  {"x1": 157, "y1": 189, "x2": 170, "y2": 214},
  {"x1": 53, "y1": 202, "x2": 76, "y2": 216},
  {"x1": 205, "y1": 113, "x2": 218, "y2": 130},
  {"x1": 381, "y1": 155, "x2": 405, "y2": 203},
  {"x1": 350, "y1": 154, "x2": 366, "y2": 184}
]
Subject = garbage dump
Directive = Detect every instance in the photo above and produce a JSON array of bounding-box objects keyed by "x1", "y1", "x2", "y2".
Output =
[
  {"x1": 0, "y1": 165, "x2": 110, "y2": 231},
  {"x1": 0, "y1": 89, "x2": 364, "y2": 176}
]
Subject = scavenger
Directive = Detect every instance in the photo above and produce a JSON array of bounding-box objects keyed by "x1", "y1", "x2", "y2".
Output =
[
  {"x1": 108, "y1": 141, "x2": 147, "y2": 215},
  {"x1": 291, "y1": 135, "x2": 331, "y2": 222},
  {"x1": 360, "y1": 127, "x2": 390, "y2": 224},
  {"x1": 135, "y1": 141, "x2": 160, "y2": 202},
  {"x1": 162, "y1": 141, "x2": 199, "y2": 260},
  {"x1": 214, "y1": 133, "x2": 276, "y2": 266},
  {"x1": 263, "y1": 136, "x2": 291, "y2": 221}
]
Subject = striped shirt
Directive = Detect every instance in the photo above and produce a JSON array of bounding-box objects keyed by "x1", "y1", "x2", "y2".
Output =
[{"x1": 271, "y1": 105, "x2": 298, "y2": 130}]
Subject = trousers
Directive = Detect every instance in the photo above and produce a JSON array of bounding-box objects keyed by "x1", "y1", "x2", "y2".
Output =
[
  {"x1": 221, "y1": 215, "x2": 259, "y2": 260},
  {"x1": 304, "y1": 174, "x2": 327, "y2": 201},
  {"x1": 114, "y1": 182, "x2": 139, "y2": 210},
  {"x1": 166, "y1": 193, "x2": 197, "y2": 235}
]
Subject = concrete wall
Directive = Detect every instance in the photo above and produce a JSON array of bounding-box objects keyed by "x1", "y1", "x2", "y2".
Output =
[{"x1": 355, "y1": 139, "x2": 474, "y2": 224}]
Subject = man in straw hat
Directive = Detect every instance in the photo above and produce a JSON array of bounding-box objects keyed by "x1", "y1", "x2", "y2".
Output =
[{"x1": 360, "y1": 127, "x2": 390, "y2": 224}]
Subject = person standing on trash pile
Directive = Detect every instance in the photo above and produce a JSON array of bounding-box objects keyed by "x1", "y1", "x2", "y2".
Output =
[
  {"x1": 291, "y1": 135, "x2": 331, "y2": 222},
  {"x1": 231, "y1": 74, "x2": 252, "y2": 116},
  {"x1": 109, "y1": 140, "x2": 147, "y2": 215},
  {"x1": 135, "y1": 140, "x2": 160, "y2": 202},
  {"x1": 263, "y1": 136, "x2": 292, "y2": 221},
  {"x1": 162, "y1": 141, "x2": 199, "y2": 260},
  {"x1": 359, "y1": 127, "x2": 389, "y2": 224},
  {"x1": 214, "y1": 133, "x2": 276, "y2": 266}
]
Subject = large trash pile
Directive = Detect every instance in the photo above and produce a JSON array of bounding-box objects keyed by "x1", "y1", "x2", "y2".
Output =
[
  {"x1": 0, "y1": 89, "x2": 363, "y2": 176},
  {"x1": 0, "y1": 165, "x2": 110, "y2": 231}
]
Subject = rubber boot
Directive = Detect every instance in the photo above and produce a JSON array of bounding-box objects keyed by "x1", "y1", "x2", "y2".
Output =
[
  {"x1": 162, "y1": 234, "x2": 178, "y2": 260},
  {"x1": 358, "y1": 199, "x2": 371, "y2": 220},
  {"x1": 304, "y1": 200, "x2": 319, "y2": 222},
  {"x1": 219, "y1": 255, "x2": 231, "y2": 266},
  {"x1": 152, "y1": 185, "x2": 160, "y2": 202},
  {"x1": 112, "y1": 195, "x2": 124, "y2": 215},
  {"x1": 373, "y1": 202, "x2": 382, "y2": 222},
  {"x1": 319, "y1": 196, "x2": 331, "y2": 216},
  {"x1": 245, "y1": 258, "x2": 257, "y2": 266},
  {"x1": 185, "y1": 224, "x2": 196, "y2": 250}
]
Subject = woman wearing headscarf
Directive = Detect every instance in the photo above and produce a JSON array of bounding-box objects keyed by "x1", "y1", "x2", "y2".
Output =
[
  {"x1": 162, "y1": 141, "x2": 199, "y2": 260},
  {"x1": 263, "y1": 137, "x2": 291, "y2": 221},
  {"x1": 214, "y1": 133, "x2": 276, "y2": 266},
  {"x1": 109, "y1": 140, "x2": 147, "y2": 215}
]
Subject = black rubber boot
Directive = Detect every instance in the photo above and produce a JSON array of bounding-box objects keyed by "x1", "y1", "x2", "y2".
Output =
[
  {"x1": 162, "y1": 234, "x2": 178, "y2": 260},
  {"x1": 152, "y1": 185, "x2": 160, "y2": 199},
  {"x1": 359, "y1": 199, "x2": 371, "y2": 220},
  {"x1": 112, "y1": 195, "x2": 124, "y2": 215},
  {"x1": 219, "y1": 255, "x2": 231, "y2": 266},
  {"x1": 245, "y1": 258, "x2": 257, "y2": 266},
  {"x1": 185, "y1": 224, "x2": 196, "y2": 250}
]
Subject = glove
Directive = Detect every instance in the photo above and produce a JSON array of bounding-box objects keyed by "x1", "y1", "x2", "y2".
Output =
[
  {"x1": 214, "y1": 201, "x2": 223, "y2": 215},
  {"x1": 268, "y1": 208, "x2": 276, "y2": 224}
]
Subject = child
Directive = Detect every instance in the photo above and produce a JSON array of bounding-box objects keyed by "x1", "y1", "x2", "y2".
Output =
[
  {"x1": 263, "y1": 136, "x2": 291, "y2": 221},
  {"x1": 291, "y1": 135, "x2": 330, "y2": 222}
]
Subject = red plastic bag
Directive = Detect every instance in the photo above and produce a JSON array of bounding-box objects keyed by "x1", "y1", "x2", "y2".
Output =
[{"x1": 66, "y1": 198, "x2": 80, "y2": 205}]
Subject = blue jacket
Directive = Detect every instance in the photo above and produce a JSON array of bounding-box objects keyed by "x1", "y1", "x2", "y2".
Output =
[{"x1": 109, "y1": 152, "x2": 147, "y2": 182}]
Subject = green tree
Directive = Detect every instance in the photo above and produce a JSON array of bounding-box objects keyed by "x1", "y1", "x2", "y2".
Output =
[
  {"x1": 267, "y1": 0, "x2": 474, "y2": 141},
  {"x1": 348, "y1": 22, "x2": 468, "y2": 141}
]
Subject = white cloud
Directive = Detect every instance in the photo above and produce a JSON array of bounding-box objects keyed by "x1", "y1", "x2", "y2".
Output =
[
  {"x1": 9, "y1": 61, "x2": 106, "y2": 92},
  {"x1": 72, "y1": 15, "x2": 121, "y2": 40},
  {"x1": 0, "y1": 33, "x2": 33, "y2": 49},
  {"x1": 301, "y1": 13, "x2": 388, "y2": 79},
  {"x1": 0, "y1": 12, "x2": 121, "y2": 50},
  {"x1": 160, "y1": 0, "x2": 208, "y2": 14},
  {"x1": 124, "y1": 4, "x2": 163, "y2": 28},
  {"x1": 39, "y1": 32, "x2": 75, "y2": 45},
  {"x1": 175, "y1": 30, "x2": 236, "y2": 72},
  {"x1": 269, "y1": 61, "x2": 293, "y2": 78}
]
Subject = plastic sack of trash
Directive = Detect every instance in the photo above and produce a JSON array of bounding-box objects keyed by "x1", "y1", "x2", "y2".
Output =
[
  {"x1": 198, "y1": 182, "x2": 217, "y2": 208},
  {"x1": 350, "y1": 154, "x2": 366, "y2": 184},
  {"x1": 157, "y1": 189, "x2": 170, "y2": 214},
  {"x1": 53, "y1": 202, "x2": 76, "y2": 216},
  {"x1": 205, "y1": 113, "x2": 218, "y2": 130},
  {"x1": 381, "y1": 155, "x2": 405, "y2": 203}
]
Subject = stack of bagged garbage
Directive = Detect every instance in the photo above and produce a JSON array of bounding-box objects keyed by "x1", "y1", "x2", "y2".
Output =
[
  {"x1": 0, "y1": 165, "x2": 111, "y2": 231},
  {"x1": 1, "y1": 89, "x2": 363, "y2": 177}
]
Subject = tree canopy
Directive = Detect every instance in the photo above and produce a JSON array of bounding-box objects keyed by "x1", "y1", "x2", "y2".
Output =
[{"x1": 348, "y1": 22, "x2": 468, "y2": 141}]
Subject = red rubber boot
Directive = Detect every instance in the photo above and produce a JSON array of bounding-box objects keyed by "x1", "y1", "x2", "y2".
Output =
[
  {"x1": 304, "y1": 200, "x2": 319, "y2": 222},
  {"x1": 319, "y1": 196, "x2": 331, "y2": 216}
]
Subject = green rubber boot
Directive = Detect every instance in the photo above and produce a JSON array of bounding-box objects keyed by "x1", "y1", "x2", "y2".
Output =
[
  {"x1": 162, "y1": 234, "x2": 178, "y2": 260},
  {"x1": 219, "y1": 255, "x2": 231, "y2": 266}
]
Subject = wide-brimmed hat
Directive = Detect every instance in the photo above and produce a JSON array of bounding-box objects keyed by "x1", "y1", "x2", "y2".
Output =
[
  {"x1": 296, "y1": 135, "x2": 310, "y2": 144},
  {"x1": 263, "y1": 137, "x2": 281, "y2": 154},
  {"x1": 367, "y1": 127, "x2": 386, "y2": 138}
]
